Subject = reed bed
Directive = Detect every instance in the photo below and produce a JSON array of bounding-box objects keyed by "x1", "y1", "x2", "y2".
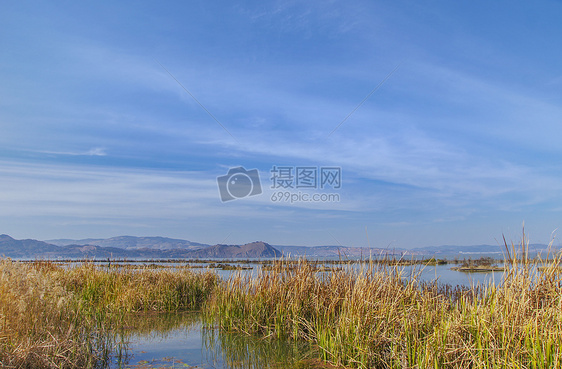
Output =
[
  {"x1": 53, "y1": 262, "x2": 219, "y2": 313},
  {"x1": 0, "y1": 259, "x2": 219, "y2": 368},
  {"x1": 204, "y1": 255, "x2": 562, "y2": 368},
  {"x1": 3, "y1": 233, "x2": 562, "y2": 368},
  {"x1": 0, "y1": 259, "x2": 111, "y2": 368}
]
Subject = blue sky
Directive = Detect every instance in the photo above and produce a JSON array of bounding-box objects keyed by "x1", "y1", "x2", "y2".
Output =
[{"x1": 1, "y1": 1, "x2": 562, "y2": 248}]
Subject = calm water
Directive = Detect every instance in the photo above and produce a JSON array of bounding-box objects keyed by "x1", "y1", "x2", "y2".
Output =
[
  {"x1": 109, "y1": 263, "x2": 505, "y2": 368},
  {"x1": 210, "y1": 262, "x2": 505, "y2": 287},
  {"x1": 57, "y1": 260, "x2": 506, "y2": 288},
  {"x1": 111, "y1": 313, "x2": 314, "y2": 369}
]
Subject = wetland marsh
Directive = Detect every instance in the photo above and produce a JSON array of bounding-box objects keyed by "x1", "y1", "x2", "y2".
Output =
[{"x1": 2, "y1": 250, "x2": 562, "y2": 368}]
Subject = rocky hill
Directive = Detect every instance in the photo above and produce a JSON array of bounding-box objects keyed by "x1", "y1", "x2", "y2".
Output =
[{"x1": 189, "y1": 241, "x2": 281, "y2": 258}]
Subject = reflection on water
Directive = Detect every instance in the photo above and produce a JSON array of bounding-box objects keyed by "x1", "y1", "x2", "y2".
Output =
[
  {"x1": 111, "y1": 312, "x2": 200, "y2": 368},
  {"x1": 110, "y1": 262, "x2": 509, "y2": 368},
  {"x1": 203, "y1": 327, "x2": 315, "y2": 369},
  {"x1": 111, "y1": 313, "x2": 316, "y2": 369}
]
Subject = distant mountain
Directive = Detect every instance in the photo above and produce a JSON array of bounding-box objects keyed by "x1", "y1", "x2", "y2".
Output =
[
  {"x1": 3, "y1": 233, "x2": 557, "y2": 260},
  {"x1": 274, "y1": 245, "x2": 403, "y2": 258},
  {"x1": 189, "y1": 242, "x2": 281, "y2": 258},
  {"x1": 47, "y1": 238, "x2": 103, "y2": 246},
  {"x1": 47, "y1": 236, "x2": 207, "y2": 250},
  {"x1": 410, "y1": 243, "x2": 556, "y2": 256},
  {"x1": 0, "y1": 234, "x2": 144, "y2": 258},
  {"x1": 0, "y1": 234, "x2": 61, "y2": 258},
  {"x1": 412, "y1": 244, "x2": 504, "y2": 255},
  {"x1": 0, "y1": 235, "x2": 280, "y2": 259},
  {"x1": 44, "y1": 245, "x2": 134, "y2": 258}
]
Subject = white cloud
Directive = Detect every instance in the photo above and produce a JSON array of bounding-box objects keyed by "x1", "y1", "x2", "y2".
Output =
[
  {"x1": 31, "y1": 147, "x2": 108, "y2": 157},
  {"x1": 0, "y1": 161, "x2": 216, "y2": 219}
]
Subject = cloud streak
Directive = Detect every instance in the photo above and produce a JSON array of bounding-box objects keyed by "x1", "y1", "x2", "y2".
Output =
[
  {"x1": 32, "y1": 147, "x2": 108, "y2": 157},
  {"x1": 2, "y1": 1, "x2": 562, "y2": 246}
]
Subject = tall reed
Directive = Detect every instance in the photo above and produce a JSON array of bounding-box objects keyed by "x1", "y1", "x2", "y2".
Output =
[
  {"x1": 204, "y1": 253, "x2": 562, "y2": 368},
  {"x1": 0, "y1": 260, "x2": 219, "y2": 368},
  {"x1": 0, "y1": 259, "x2": 111, "y2": 368},
  {"x1": 54, "y1": 262, "x2": 219, "y2": 313},
  {"x1": 3, "y1": 232, "x2": 561, "y2": 368}
]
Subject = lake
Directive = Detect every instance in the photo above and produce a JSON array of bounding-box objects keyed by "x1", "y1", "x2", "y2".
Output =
[
  {"x1": 113, "y1": 317, "x2": 317, "y2": 368},
  {"x1": 109, "y1": 262, "x2": 504, "y2": 368}
]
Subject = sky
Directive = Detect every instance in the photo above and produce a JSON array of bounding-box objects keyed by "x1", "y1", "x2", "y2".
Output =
[{"x1": 1, "y1": 1, "x2": 562, "y2": 248}]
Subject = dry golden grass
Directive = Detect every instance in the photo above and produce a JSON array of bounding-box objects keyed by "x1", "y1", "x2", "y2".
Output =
[
  {"x1": 0, "y1": 259, "x2": 110, "y2": 368},
  {"x1": 0, "y1": 259, "x2": 219, "y2": 368}
]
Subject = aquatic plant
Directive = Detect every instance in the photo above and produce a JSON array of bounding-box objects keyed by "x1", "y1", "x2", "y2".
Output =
[
  {"x1": 2, "y1": 230, "x2": 562, "y2": 368},
  {"x1": 0, "y1": 259, "x2": 112, "y2": 368},
  {"x1": 0, "y1": 259, "x2": 219, "y2": 368},
  {"x1": 54, "y1": 262, "x2": 219, "y2": 313},
  {"x1": 204, "y1": 241, "x2": 562, "y2": 368}
]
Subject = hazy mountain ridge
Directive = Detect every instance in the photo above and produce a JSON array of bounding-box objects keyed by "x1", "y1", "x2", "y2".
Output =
[
  {"x1": 0, "y1": 235, "x2": 278, "y2": 259},
  {"x1": 411, "y1": 243, "x2": 556, "y2": 255},
  {"x1": 1, "y1": 234, "x2": 557, "y2": 259},
  {"x1": 0, "y1": 234, "x2": 62, "y2": 258},
  {"x1": 189, "y1": 242, "x2": 281, "y2": 258},
  {"x1": 274, "y1": 245, "x2": 403, "y2": 257},
  {"x1": 47, "y1": 236, "x2": 207, "y2": 250}
]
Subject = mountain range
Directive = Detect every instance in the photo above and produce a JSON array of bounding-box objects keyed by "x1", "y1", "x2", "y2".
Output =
[
  {"x1": 0, "y1": 234, "x2": 557, "y2": 260},
  {"x1": 0, "y1": 235, "x2": 280, "y2": 259},
  {"x1": 47, "y1": 236, "x2": 207, "y2": 250},
  {"x1": 411, "y1": 243, "x2": 558, "y2": 256}
]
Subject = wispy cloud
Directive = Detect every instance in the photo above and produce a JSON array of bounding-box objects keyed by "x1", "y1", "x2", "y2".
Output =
[
  {"x1": 33, "y1": 147, "x2": 108, "y2": 157},
  {"x1": 240, "y1": 0, "x2": 365, "y2": 36},
  {"x1": 2, "y1": 1, "x2": 562, "y2": 246},
  {"x1": 0, "y1": 160, "x2": 215, "y2": 218}
]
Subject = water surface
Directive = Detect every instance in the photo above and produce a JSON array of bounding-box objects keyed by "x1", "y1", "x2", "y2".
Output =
[
  {"x1": 109, "y1": 262, "x2": 508, "y2": 368},
  {"x1": 111, "y1": 313, "x2": 315, "y2": 369}
]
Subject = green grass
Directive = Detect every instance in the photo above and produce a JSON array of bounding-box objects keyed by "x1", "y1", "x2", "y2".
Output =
[
  {"x1": 204, "y1": 254, "x2": 562, "y2": 368},
  {"x1": 54, "y1": 262, "x2": 219, "y2": 313}
]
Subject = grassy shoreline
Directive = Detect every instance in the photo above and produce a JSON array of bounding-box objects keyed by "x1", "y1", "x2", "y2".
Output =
[
  {"x1": 0, "y1": 259, "x2": 218, "y2": 368},
  {"x1": 2, "y1": 246, "x2": 562, "y2": 368},
  {"x1": 203, "y1": 256, "x2": 562, "y2": 368}
]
